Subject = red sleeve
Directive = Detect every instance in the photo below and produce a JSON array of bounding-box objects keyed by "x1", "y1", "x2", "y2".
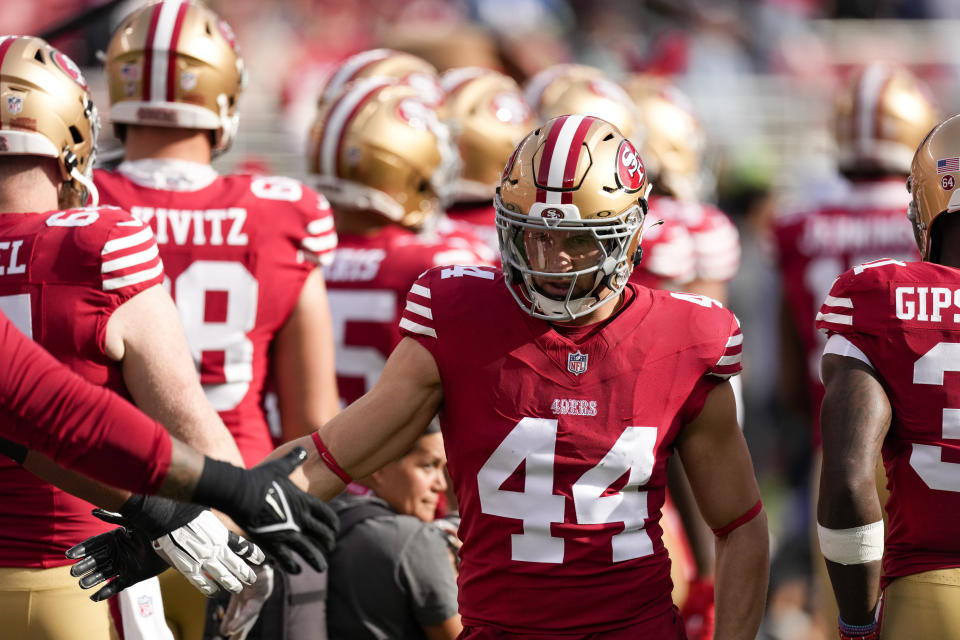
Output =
[
  {"x1": 680, "y1": 306, "x2": 742, "y2": 423},
  {"x1": 398, "y1": 268, "x2": 441, "y2": 358},
  {"x1": 0, "y1": 311, "x2": 172, "y2": 494},
  {"x1": 99, "y1": 216, "x2": 165, "y2": 301},
  {"x1": 297, "y1": 186, "x2": 338, "y2": 267}
]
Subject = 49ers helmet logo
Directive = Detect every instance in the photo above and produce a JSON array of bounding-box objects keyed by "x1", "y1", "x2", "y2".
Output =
[
  {"x1": 616, "y1": 139, "x2": 644, "y2": 192},
  {"x1": 52, "y1": 49, "x2": 88, "y2": 90}
]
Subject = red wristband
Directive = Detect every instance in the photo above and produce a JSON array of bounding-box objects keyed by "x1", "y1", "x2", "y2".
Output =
[
  {"x1": 712, "y1": 499, "x2": 762, "y2": 537},
  {"x1": 311, "y1": 432, "x2": 353, "y2": 484}
]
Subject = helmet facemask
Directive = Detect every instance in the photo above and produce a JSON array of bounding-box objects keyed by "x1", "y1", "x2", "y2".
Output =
[{"x1": 496, "y1": 194, "x2": 644, "y2": 322}]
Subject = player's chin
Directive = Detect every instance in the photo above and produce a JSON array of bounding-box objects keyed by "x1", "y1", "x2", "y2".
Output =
[{"x1": 531, "y1": 277, "x2": 573, "y2": 300}]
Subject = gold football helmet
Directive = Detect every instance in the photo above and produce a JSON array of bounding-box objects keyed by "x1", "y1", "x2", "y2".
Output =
[
  {"x1": 319, "y1": 48, "x2": 444, "y2": 108},
  {"x1": 835, "y1": 63, "x2": 938, "y2": 176},
  {"x1": 104, "y1": 0, "x2": 246, "y2": 155},
  {"x1": 496, "y1": 115, "x2": 648, "y2": 321},
  {"x1": 523, "y1": 64, "x2": 641, "y2": 142},
  {"x1": 623, "y1": 74, "x2": 705, "y2": 202},
  {"x1": 440, "y1": 67, "x2": 536, "y2": 201},
  {"x1": 308, "y1": 78, "x2": 458, "y2": 230},
  {"x1": 0, "y1": 35, "x2": 100, "y2": 205},
  {"x1": 908, "y1": 114, "x2": 960, "y2": 261}
]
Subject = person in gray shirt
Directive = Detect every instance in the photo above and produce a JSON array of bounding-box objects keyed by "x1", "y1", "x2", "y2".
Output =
[{"x1": 327, "y1": 423, "x2": 461, "y2": 640}]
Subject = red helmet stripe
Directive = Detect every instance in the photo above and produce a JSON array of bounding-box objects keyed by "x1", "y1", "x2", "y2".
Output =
[
  {"x1": 536, "y1": 115, "x2": 568, "y2": 203},
  {"x1": 165, "y1": 1, "x2": 190, "y2": 102},
  {"x1": 560, "y1": 116, "x2": 594, "y2": 204},
  {"x1": 319, "y1": 77, "x2": 393, "y2": 176},
  {"x1": 324, "y1": 49, "x2": 392, "y2": 102},
  {"x1": 141, "y1": 2, "x2": 164, "y2": 101}
]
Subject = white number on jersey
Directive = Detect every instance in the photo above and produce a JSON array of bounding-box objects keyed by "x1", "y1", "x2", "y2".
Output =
[
  {"x1": 852, "y1": 258, "x2": 906, "y2": 275},
  {"x1": 669, "y1": 292, "x2": 722, "y2": 308},
  {"x1": 46, "y1": 210, "x2": 100, "y2": 227},
  {"x1": 169, "y1": 261, "x2": 258, "y2": 411},
  {"x1": 250, "y1": 176, "x2": 303, "y2": 202},
  {"x1": 478, "y1": 417, "x2": 658, "y2": 564},
  {"x1": 440, "y1": 265, "x2": 494, "y2": 280},
  {"x1": 327, "y1": 289, "x2": 396, "y2": 404},
  {"x1": 911, "y1": 343, "x2": 960, "y2": 492},
  {"x1": 0, "y1": 293, "x2": 32, "y2": 338}
]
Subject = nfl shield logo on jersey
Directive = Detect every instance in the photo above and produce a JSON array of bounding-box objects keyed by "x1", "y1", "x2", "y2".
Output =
[
  {"x1": 137, "y1": 594, "x2": 153, "y2": 618},
  {"x1": 567, "y1": 350, "x2": 588, "y2": 375}
]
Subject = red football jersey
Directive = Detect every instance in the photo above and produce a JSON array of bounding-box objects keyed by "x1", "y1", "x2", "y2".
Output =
[
  {"x1": 649, "y1": 195, "x2": 740, "y2": 283},
  {"x1": 817, "y1": 259, "x2": 960, "y2": 585},
  {"x1": 0, "y1": 206, "x2": 164, "y2": 567},
  {"x1": 399, "y1": 267, "x2": 742, "y2": 635},
  {"x1": 776, "y1": 179, "x2": 918, "y2": 445},
  {"x1": 630, "y1": 208, "x2": 696, "y2": 290},
  {"x1": 324, "y1": 225, "x2": 490, "y2": 405},
  {"x1": 445, "y1": 202, "x2": 499, "y2": 257},
  {"x1": 95, "y1": 162, "x2": 337, "y2": 465}
]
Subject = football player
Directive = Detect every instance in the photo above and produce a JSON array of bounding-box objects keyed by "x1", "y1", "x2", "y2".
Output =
[
  {"x1": 817, "y1": 113, "x2": 960, "y2": 639},
  {"x1": 310, "y1": 78, "x2": 491, "y2": 409},
  {"x1": 282, "y1": 116, "x2": 769, "y2": 637},
  {"x1": 773, "y1": 63, "x2": 938, "y2": 635},
  {"x1": 439, "y1": 66, "x2": 537, "y2": 256},
  {"x1": 0, "y1": 35, "x2": 333, "y2": 640},
  {"x1": 525, "y1": 64, "x2": 720, "y2": 634},
  {"x1": 525, "y1": 65, "x2": 699, "y2": 293},
  {"x1": 93, "y1": 2, "x2": 340, "y2": 638}
]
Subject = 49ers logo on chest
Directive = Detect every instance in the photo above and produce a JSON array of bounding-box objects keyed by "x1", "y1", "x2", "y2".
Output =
[
  {"x1": 616, "y1": 139, "x2": 644, "y2": 192},
  {"x1": 567, "y1": 350, "x2": 588, "y2": 375}
]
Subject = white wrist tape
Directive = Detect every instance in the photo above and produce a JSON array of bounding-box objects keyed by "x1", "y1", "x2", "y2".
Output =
[{"x1": 817, "y1": 520, "x2": 884, "y2": 565}]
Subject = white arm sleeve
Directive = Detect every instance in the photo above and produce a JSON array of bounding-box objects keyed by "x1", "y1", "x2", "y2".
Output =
[{"x1": 820, "y1": 334, "x2": 874, "y2": 384}]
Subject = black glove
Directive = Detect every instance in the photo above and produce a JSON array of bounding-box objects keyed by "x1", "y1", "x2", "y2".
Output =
[
  {"x1": 65, "y1": 509, "x2": 169, "y2": 602},
  {"x1": 192, "y1": 447, "x2": 339, "y2": 574},
  {"x1": 66, "y1": 500, "x2": 265, "y2": 600}
]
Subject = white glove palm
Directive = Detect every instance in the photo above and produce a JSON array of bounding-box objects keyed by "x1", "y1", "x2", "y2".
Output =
[
  {"x1": 152, "y1": 510, "x2": 266, "y2": 596},
  {"x1": 220, "y1": 563, "x2": 275, "y2": 639}
]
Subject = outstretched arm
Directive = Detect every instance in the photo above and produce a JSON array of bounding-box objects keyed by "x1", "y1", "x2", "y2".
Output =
[
  {"x1": 0, "y1": 309, "x2": 175, "y2": 495},
  {"x1": 676, "y1": 380, "x2": 768, "y2": 640},
  {"x1": 817, "y1": 353, "x2": 890, "y2": 625},
  {"x1": 267, "y1": 336, "x2": 443, "y2": 500}
]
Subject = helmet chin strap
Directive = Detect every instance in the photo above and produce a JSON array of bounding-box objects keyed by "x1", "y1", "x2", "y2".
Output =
[{"x1": 70, "y1": 167, "x2": 99, "y2": 208}]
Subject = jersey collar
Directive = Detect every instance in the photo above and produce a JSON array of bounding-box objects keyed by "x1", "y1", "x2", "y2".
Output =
[{"x1": 117, "y1": 158, "x2": 219, "y2": 192}]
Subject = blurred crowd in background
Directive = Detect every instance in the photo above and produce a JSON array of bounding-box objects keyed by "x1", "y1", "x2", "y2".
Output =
[{"x1": 8, "y1": 0, "x2": 960, "y2": 638}]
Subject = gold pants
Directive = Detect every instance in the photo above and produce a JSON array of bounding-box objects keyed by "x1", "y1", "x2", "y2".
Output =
[
  {"x1": 158, "y1": 568, "x2": 208, "y2": 640},
  {"x1": 881, "y1": 568, "x2": 960, "y2": 639},
  {"x1": 0, "y1": 564, "x2": 115, "y2": 640}
]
